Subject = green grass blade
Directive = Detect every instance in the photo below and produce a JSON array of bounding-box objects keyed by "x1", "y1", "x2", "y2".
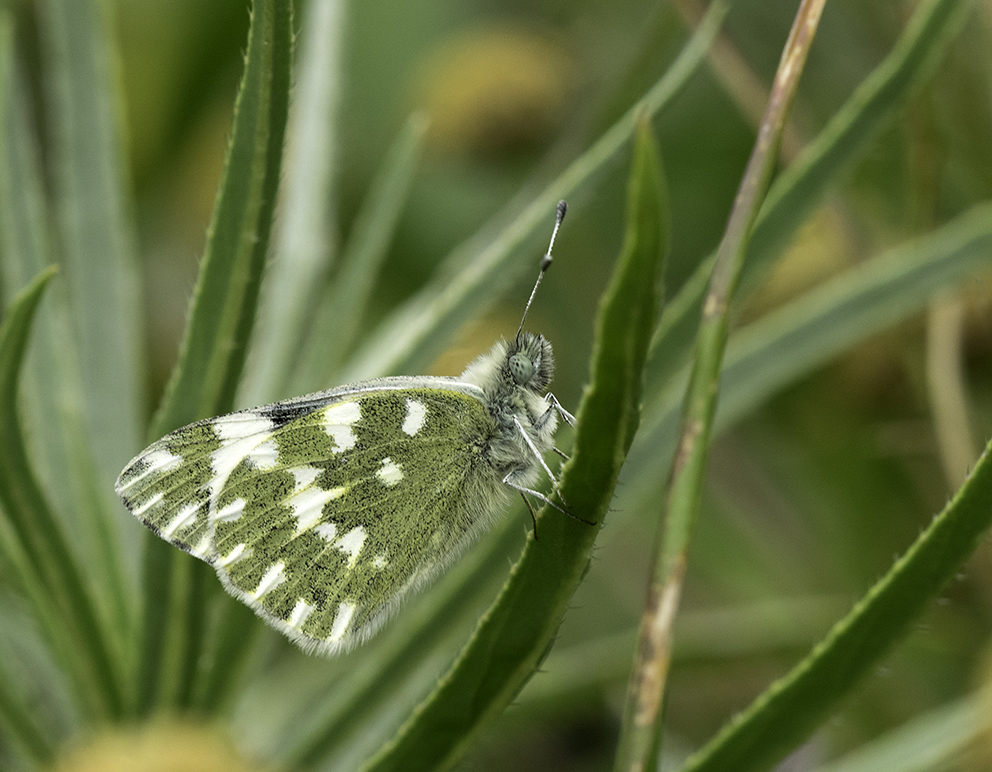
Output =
[
  {"x1": 715, "y1": 203, "x2": 992, "y2": 429},
  {"x1": 0, "y1": 660, "x2": 55, "y2": 766},
  {"x1": 645, "y1": 0, "x2": 972, "y2": 392},
  {"x1": 136, "y1": 0, "x2": 293, "y2": 715},
  {"x1": 340, "y1": 3, "x2": 724, "y2": 383},
  {"x1": 810, "y1": 691, "x2": 988, "y2": 772},
  {"x1": 0, "y1": 598, "x2": 78, "y2": 744},
  {"x1": 4, "y1": 3, "x2": 139, "y2": 661},
  {"x1": 275, "y1": 506, "x2": 523, "y2": 769},
  {"x1": 0, "y1": 268, "x2": 127, "y2": 719},
  {"x1": 133, "y1": 530, "x2": 173, "y2": 714},
  {"x1": 0, "y1": 13, "x2": 70, "y2": 513},
  {"x1": 743, "y1": 0, "x2": 971, "y2": 287},
  {"x1": 291, "y1": 112, "x2": 428, "y2": 395},
  {"x1": 360, "y1": 117, "x2": 667, "y2": 772},
  {"x1": 35, "y1": 0, "x2": 143, "y2": 485},
  {"x1": 678, "y1": 435, "x2": 992, "y2": 772},
  {"x1": 629, "y1": 202, "x2": 992, "y2": 485},
  {"x1": 516, "y1": 597, "x2": 849, "y2": 710},
  {"x1": 189, "y1": 597, "x2": 260, "y2": 715},
  {"x1": 151, "y1": 0, "x2": 293, "y2": 434},
  {"x1": 617, "y1": 5, "x2": 825, "y2": 767},
  {"x1": 245, "y1": 0, "x2": 347, "y2": 404},
  {"x1": 0, "y1": 501, "x2": 99, "y2": 722}
]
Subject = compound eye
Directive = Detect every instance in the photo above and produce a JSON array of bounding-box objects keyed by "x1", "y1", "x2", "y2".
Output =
[{"x1": 508, "y1": 353, "x2": 534, "y2": 385}]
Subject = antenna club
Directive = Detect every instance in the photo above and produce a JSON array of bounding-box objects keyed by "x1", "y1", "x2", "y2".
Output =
[{"x1": 515, "y1": 201, "x2": 568, "y2": 340}]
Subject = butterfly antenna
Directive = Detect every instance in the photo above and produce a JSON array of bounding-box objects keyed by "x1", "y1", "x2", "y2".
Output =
[{"x1": 516, "y1": 200, "x2": 567, "y2": 341}]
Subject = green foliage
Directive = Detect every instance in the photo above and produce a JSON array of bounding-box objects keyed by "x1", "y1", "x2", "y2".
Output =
[
  {"x1": 360, "y1": 117, "x2": 667, "y2": 772},
  {"x1": 1, "y1": 0, "x2": 992, "y2": 771}
]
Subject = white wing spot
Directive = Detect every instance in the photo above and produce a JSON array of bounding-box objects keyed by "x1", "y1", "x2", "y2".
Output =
[
  {"x1": 252, "y1": 561, "x2": 286, "y2": 599},
  {"x1": 288, "y1": 598, "x2": 314, "y2": 629},
  {"x1": 220, "y1": 543, "x2": 249, "y2": 567},
  {"x1": 377, "y1": 457, "x2": 403, "y2": 487},
  {"x1": 326, "y1": 426, "x2": 357, "y2": 452},
  {"x1": 372, "y1": 554, "x2": 388, "y2": 569},
  {"x1": 328, "y1": 601, "x2": 357, "y2": 642},
  {"x1": 133, "y1": 491, "x2": 164, "y2": 517},
  {"x1": 208, "y1": 414, "x2": 276, "y2": 516},
  {"x1": 120, "y1": 448, "x2": 181, "y2": 490},
  {"x1": 247, "y1": 439, "x2": 279, "y2": 470},
  {"x1": 335, "y1": 526, "x2": 366, "y2": 568},
  {"x1": 402, "y1": 398, "x2": 427, "y2": 436},
  {"x1": 215, "y1": 498, "x2": 245, "y2": 523},
  {"x1": 214, "y1": 414, "x2": 274, "y2": 441},
  {"x1": 315, "y1": 522, "x2": 337, "y2": 543},
  {"x1": 324, "y1": 401, "x2": 362, "y2": 424},
  {"x1": 290, "y1": 486, "x2": 345, "y2": 531},
  {"x1": 163, "y1": 501, "x2": 200, "y2": 538},
  {"x1": 323, "y1": 402, "x2": 361, "y2": 452},
  {"x1": 290, "y1": 466, "x2": 322, "y2": 492},
  {"x1": 191, "y1": 533, "x2": 213, "y2": 559}
]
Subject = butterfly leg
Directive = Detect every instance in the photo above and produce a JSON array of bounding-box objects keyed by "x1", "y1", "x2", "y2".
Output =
[
  {"x1": 513, "y1": 416, "x2": 568, "y2": 506},
  {"x1": 533, "y1": 393, "x2": 575, "y2": 434},
  {"x1": 503, "y1": 474, "x2": 567, "y2": 515},
  {"x1": 534, "y1": 394, "x2": 574, "y2": 463},
  {"x1": 520, "y1": 492, "x2": 539, "y2": 540},
  {"x1": 545, "y1": 392, "x2": 576, "y2": 426},
  {"x1": 504, "y1": 474, "x2": 595, "y2": 526}
]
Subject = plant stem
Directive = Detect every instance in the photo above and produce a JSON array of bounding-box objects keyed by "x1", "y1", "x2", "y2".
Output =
[{"x1": 613, "y1": 2, "x2": 827, "y2": 770}]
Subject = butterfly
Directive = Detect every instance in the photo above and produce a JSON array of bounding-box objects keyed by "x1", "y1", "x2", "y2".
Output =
[{"x1": 115, "y1": 201, "x2": 579, "y2": 655}]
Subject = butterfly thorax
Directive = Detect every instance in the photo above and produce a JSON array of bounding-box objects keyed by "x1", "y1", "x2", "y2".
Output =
[{"x1": 460, "y1": 333, "x2": 558, "y2": 481}]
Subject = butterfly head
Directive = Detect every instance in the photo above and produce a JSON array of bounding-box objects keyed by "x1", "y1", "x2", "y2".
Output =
[{"x1": 507, "y1": 331, "x2": 554, "y2": 392}]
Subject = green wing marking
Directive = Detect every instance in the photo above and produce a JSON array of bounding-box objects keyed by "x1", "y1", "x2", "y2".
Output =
[{"x1": 116, "y1": 387, "x2": 503, "y2": 654}]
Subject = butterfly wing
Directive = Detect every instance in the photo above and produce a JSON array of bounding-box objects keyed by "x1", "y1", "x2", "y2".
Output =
[{"x1": 116, "y1": 383, "x2": 504, "y2": 655}]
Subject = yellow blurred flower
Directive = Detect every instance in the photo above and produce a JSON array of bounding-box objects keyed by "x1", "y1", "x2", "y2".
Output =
[
  {"x1": 50, "y1": 720, "x2": 275, "y2": 772},
  {"x1": 413, "y1": 27, "x2": 574, "y2": 154}
]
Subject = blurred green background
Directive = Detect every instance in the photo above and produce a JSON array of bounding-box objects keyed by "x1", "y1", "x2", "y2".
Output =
[{"x1": 4, "y1": 0, "x2": 992, "y2": 770}]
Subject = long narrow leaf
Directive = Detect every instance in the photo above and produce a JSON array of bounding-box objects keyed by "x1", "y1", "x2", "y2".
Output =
[
  {"x1": 0, "y1": 514, "x2": 85, "y2": 746},
  {"x1": 0, "y1": 268, "x2": 126, "y2": 719},
  {"x1": 515, "y1": 596, "x2": 848, "y2": 711},
  {"x1": 0, "y1": 13, "x2": 70, "y2": 513},
  {"x1": 645, "y1": 0, "x2": 972, "y2": 393},
  {"x1": 136, "y1": 0, "x2": 293, "y2": 715},
  {"x1": 811, "y1": 691, "x2": 989, "y2": 772},
  {"x1": 3, "y1": 4, "x2": 137, "y2": 661},
  {"x1": 362, "y1": 117, "x2": 667, "y2": 772},
  {"x1": 341, "y1": 3, "x2": 724, "y2": 383},
  {"x1": 627, "y1": 202, "x2": 992, "y2": 488},
  {"x1": 151, "y1": 0, "x2": 294, "y2": 434},
  {"x1": 246, "y1": 0, "x2": 347, "y2": 404},
  {"x1": 291, "y1": 112, "x2": 428, "y2": 395},
  {"x1": 679, "y1": 434, "x2": 992, "y2": 772},
  {"x1": 617, "y1": 5, "x2": 825, "y2": 768},
  {"x1": 36, "y1": 0, "x2": 143, "y2": 485},
  {"x1": 188, "y1": 575, "x2": 260, "y2": 714},
  {"x1": 0, "y1": 660, "x2": 54, "y2": 766}
]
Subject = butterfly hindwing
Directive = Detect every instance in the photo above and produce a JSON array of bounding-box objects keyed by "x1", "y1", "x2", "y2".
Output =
[
  {"x1": 116, "y1": 203, "x2": 571, "y2": 657},
  {"x1": 118, "y1": 384, "x2": 504, "y2": 654},
  {"x1": 115, "y1": 419, "x2": 226, "y2": 559}
]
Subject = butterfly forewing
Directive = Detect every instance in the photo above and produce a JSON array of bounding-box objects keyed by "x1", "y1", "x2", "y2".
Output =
[
  {"x1": 118, "y1": 386, "x2": 504, "y2": 654},
  {"x1": 115, "y1": 420, "x2": 225, "y2": 559},
  {"x1": 116, "y1": 203, "x2": 571, "y2": 658}
]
